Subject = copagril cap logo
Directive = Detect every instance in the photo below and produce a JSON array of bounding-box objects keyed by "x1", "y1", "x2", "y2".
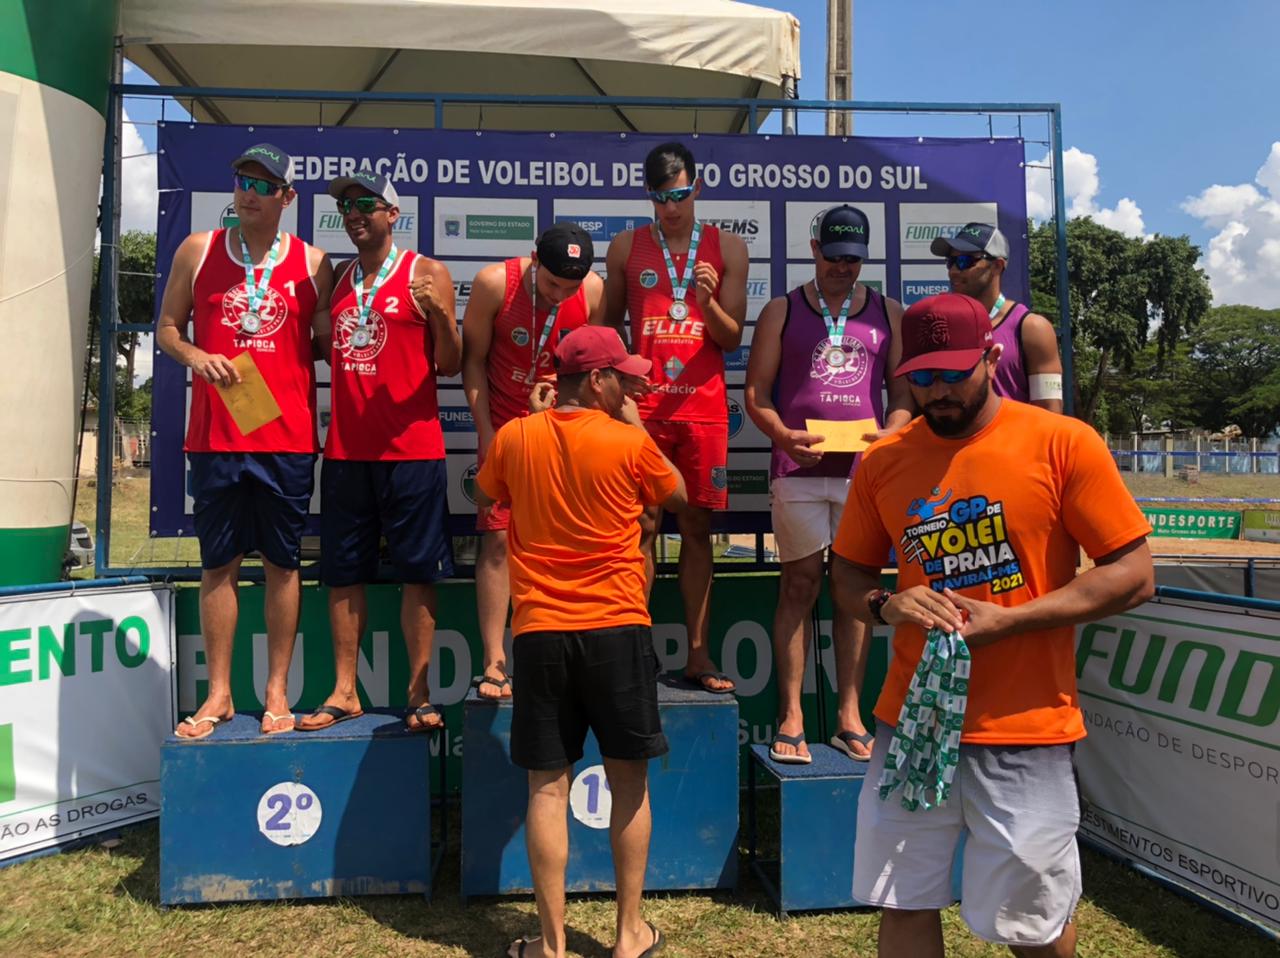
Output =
[
  {"x1": 246, "y1": 146, "x2": 281, "y2": 161},
  {"x1": 959, "y1": 225, "x2": 985, "y2": 240},
  {"x1": 829, "y1": 223, "x2": 866, "y2": 236}
]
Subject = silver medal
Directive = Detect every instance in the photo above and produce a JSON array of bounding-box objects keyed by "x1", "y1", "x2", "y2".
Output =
[
  {"x1": 239, "y1": 311, "x2": 262, "y2": 334},
  {"x1": 351, "y1": 327, "x2": 371, "y2": 349},
  {"x1": 825, "y1": 345, "x2": 848, "y2": 369},
  {"x1": 668, "y1": 300, "x2": 690, "y2": 321}
]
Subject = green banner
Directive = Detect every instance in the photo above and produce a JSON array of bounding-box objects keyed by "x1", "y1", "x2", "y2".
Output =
[
  {"x1": 1141, "y1": 507, "x2": 1240, "y2": 539},
  {"x1": 1242, "y1": 509, "x2": 1280, "y2": 543},
  {"x1": 174, "y1": 574, "x2": 889, "y2": 790}
]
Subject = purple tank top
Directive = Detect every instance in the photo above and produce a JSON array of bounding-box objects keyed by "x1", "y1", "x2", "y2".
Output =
[
  {"x1": 991, "y1": 302, "x2": 1030, "y2": 402},
  {"x1": 770, "y1": 283, "x2": 892, "y2": 480}
]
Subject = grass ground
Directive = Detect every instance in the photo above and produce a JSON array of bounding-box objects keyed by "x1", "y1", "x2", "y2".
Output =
[{"x1": 2, "y1": 811, "x2": 1274, "y2": 958}]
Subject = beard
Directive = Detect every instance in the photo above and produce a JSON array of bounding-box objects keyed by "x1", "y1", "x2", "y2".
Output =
[{"x1": 922, "y1": 378, "x2": 990, "y2": 437}]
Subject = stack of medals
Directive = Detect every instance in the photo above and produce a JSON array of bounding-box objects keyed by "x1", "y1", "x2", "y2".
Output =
[
  {"x1": 237, "y1": 230, "x2": 283, "y2": 335},
  {"x1": 350, "y1": 244, "x2": 399, "y2": 349},
  {"x1": 656, "y1": 219, "x2": 703, "y2": 322},
  {"x1": 524, "y1": 264, "x2": 561, "y2": 385},
  {"x1": 816, "y1": 277, "x2": 854, "y2": 371}
]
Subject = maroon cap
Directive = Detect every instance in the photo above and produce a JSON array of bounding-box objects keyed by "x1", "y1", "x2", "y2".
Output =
[
  {"x1": 895, "y1": 293, "x2": 994, "y2": 377},
  {"x1": 554, "y1": 326, "x2": 652, "y2": 377}
]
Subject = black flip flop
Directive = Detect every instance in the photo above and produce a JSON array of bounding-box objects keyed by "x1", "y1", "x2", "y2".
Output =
[
  {"x1": 769, "y1": 732, "x2": 813, "y2": 765},
  {"x1": 685, "y1": 670, "x2": 736, "y2": 695},
  {"x1": 406, "y1": 704, "x2": 444, "y2": 734},
  {"x1": 298, "y1": 704, "x2": 364, "y2": 731},
  {"x1": 638, "y1": 920, "x2": 665, "y2": 957},
  {"x1": 505, "y1": 935, "x2": 537, "y2": 958},
  {"x1": 831, "y1": 729, "x2": 875, "y2": 761},
  {"x1": 472, "y1": 672, "x2": 512, "y2": 697}
]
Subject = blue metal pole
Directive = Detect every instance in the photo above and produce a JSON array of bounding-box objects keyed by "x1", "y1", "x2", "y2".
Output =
[
  {"x1": 1050, "y1": 104, "x2": 1074, "y2": 417},
  {"x1": 0, "y1": 575, "x2": 150, "y2": 598},
  {"x1": 95, "y1": 47, "x2": 122, "y2": 572}
]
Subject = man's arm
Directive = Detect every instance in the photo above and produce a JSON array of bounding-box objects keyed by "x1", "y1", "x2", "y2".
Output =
[
  {"x1": 307, "y1": 245, "x2": 334, "y2": 361},
  {"x1": 583, "y1": 271, "x2": 607, "y2": 326},
  {"x1": 461, "y1": 264, "x2": 504, "y2": 458},
  {"x1": 1022, "y1": 313, "x2": 1065, "y2": 414},
  {"x1": 412, "y1": 256, "x2": 462, "y2": 378},
  {"x1": 693, "y1": 232, "x2": 747, "y2": 352},
  {"x1": 880, "y1": 296, "x2": 915, "y2": 433},
  {"x1": 831, "y1": 555, "x2": 887, "y2": 624},
  {"x1": 155, "y1": 232, "x2": 241, "y2": 386},
  {"x1": 602, "y1": 231, "x2": 634, "y2": 335},
  {"x1": 744, "y1": 295, "x2": 825, "y2": 468},
  {"x1": 618, "y1": 396, "x2": 686, "y2": 512}
]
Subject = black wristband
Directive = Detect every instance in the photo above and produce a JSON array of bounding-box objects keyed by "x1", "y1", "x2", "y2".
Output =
[{"x1": 868, "y1": 588, "x2": 894, "y2": 625}]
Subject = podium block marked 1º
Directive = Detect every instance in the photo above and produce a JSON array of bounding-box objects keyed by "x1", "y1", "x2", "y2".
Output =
[{"x1": 160, "y1": 713, "x2": 433, "y2": 904}]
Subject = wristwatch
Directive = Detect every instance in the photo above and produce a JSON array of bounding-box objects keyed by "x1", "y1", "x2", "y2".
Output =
[{"x1": 868, "y1": 589, "x2": 894, "y2": 625}]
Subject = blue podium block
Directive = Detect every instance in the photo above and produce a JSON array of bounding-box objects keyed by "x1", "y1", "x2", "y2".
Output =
[
  {"x1": 160, "y1": 713, "x2": 441, "y2": 904},
  {"x1": 747, "y1": 744, "x2": 963, "y2": 915},
  {"x1": 461, "y1": 676, "x2": 738, "y2": 897}
]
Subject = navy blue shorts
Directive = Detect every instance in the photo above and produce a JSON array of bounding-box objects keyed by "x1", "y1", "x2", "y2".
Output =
[
  {"x1": 189, "y1": 452, "x2": 316, "y2": 570},
  {"x1": 320, "y1": 459, "x2": 454, "y2": 587}
]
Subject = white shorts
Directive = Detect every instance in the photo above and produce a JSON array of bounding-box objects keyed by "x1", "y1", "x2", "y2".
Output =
[
  {"x1": 770, "y1": 475, "x2": 851, "y2": 563},
  {"x1": 853, "y1": 726, "x2": 1083, "y2": 947}
]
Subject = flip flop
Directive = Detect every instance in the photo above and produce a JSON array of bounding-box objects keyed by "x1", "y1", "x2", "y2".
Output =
[
  {"x1": 297, "y1": 704, "x2": 364, "y2": 731},
  {"x1": 684, "y1": 670, "x2": 736, "y2": 694},
  {"x1": 406, "y1": 704, "x2": 444, "y2": 734},
  {"x1": 472, "y1": 672, "x2": 512, "y2": 699},
  {"x1": 175, "y1": 713, "x2": 231, "y2": 740},
  {"x1": 831, "y1": 729, "x2": 875, "y2": 761},
  {"x1": 769, "y1": 731, "x2": 813, "y2": 765},
  {"x1": 506, "y1": 935, "x2": 539, "y2": 958},
  {"x1": 261, "y1": 710, "x2": 295, "y2": 735},
  {"x1": 638, "y1": 921, "x2": 665, "y2": 957}
]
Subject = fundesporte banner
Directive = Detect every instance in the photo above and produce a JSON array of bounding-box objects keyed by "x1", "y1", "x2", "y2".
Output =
[
  {"x1": 1074, "y1": 598, "x2": 1280, "y2": 934},
  {"x1": 151, "y1": 125, "x2": 1028, "y2": 536},
  {"x1": 0, "y1": 584, "x2": 176, "y2": 862}
]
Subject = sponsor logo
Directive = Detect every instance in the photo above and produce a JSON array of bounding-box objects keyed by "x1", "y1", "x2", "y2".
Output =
[
  {"x1": 444, "y1": 217, "x2": 462, "y2": 237},
  {"x1": 727, "y1": 469, "x2": 769, "y2": 494},
  {"x1": 394, "y1": 215, "x2": 415, "y2": 233},
  {"x1": 710, "y1": 466, "x2": 728, "y2": 490},
  {"x1": 445, "y1": 214, "x2": 535, "y2": 241},
  {"x1": 898, "y1": 491, "x2": 1025, "y2": 596},
  {"x1": 461, "y1": 463, "x2": 479, "y2": 503},
  {"x1": 746, "y1": 280, "x2": 769, "y2": 298},
  {"x1": 904, "y1": 224, "x2": 965, "y2": 241},
  {"x1": 333, "y1": 307, "x2": 388, "y2": 364},
  {"x1": 567, "y1": 243, "x2": 581, "y2": 257},
  {"x1": 902, "y1": 280, "x2": 949, "y2": 305},
  {"x1": 439, "y1": 407, "x2": 475, "y2": 432},
  {"x1": 511, "y1": 327, "x2": 530, "y2": 347},
  {"x1": 317, "y1": 212, "x2": 346, "y2": 231},
  {"x1": 704, "y1": 218, "x2": 760, "y2": 237},
  {"x1": 244, "y1": 145, "x2": 282, "y2": 162},
  {"x1": 727, "y1": 398, "x2": 744, "y2": 438},
  {"x1": 219, "y1": 284, "x2": 290, "y2": 339},
  {"x1": 828, "y1": 223, "x2": 866, "y2": 237},
  {"x1": 725, "y1": 347, "x2": 749, "y2": 372},
  {"x1": 639, "y1": 268, "x2": 659, "y2": 289},
  {"x1": 220, "y1": 203, "x2": 239, "y2": 229},
  {"x1": 562, "y1": 216, "x2": 651, "y2": 242},
  {"x1": 663, "y1": 357, "x2": 685, "y2": 380}
]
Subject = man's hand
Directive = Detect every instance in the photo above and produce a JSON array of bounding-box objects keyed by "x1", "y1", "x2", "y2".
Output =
[
  {"x1": 692, "y1": 260, "x2": 719, "y2": 308},
  {"x1": 618, "y1": 396, "x2": 644, "y2": 428},
  {"x1": 619, "y1": 373, "x2": 652, "y2": 401},
  {"x1": 780, "y1": 428, "x2": 825, "y2": 468},
  {"x1": 882, "y1": 585, "x2": 965, "y2": 634},
  {"x1": 529, "y1": 381, "x2": 556, "y2": 413},
  {"x1": 191, "y1": 351, "x2": 241, "y2": 386},
  {"x1": 944, "y1": 589, "x2": 1012, "y2": 647},
  {"x1": 410, "y1": 272, "x2": 447, "y2": 318}
]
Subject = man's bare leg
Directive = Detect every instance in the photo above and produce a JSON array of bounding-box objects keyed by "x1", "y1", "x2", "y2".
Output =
[
  {"x1": 520, "y1": 767, "x2": 572, "y2": 958},
  {"x1": 831, "y1": 568, "x2": 872, "y2": 755},
  {"x1": 476, "y1": 530, "x2": 513, "y2": 698},
  {"x1": 402, "y1": 582, "x2": 442, "y2": 730},
  {"x1": 176, "y1": 556, "x2": 243, "y2": 736},
  {"x1": 259, "y1": 558, "x2": 302, "y2": 732},
  {"x1": 1011, "y1": 922, "x2": 1077, "y2": 958},
  {"x1": 771, "y1": 551, "x2": 824, "y2": 760},
  {"x1": 677, "y1": 506, "x2": 731, "y2": 691},
  {"x1": 880, "y1": 908, "x2": 944, "y2": 958},
  {"x1": 603, "y1": 758, "x2": 658, "y2": 958},
  {"x1": 298, "y1": 582, "x2": 365, "y2": 729}
]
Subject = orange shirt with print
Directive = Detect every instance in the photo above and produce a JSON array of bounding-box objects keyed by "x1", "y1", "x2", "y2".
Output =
[
  {"x1": 475, "y1": 407, "x2": 679, "y2": 637},
  {"x1": 832, "y1": 400, "x2": 1151, "y2": 745}
]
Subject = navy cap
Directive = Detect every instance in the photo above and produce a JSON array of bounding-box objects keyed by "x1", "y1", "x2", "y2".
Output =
[
  {"x1": 930, "y1": 222, "x2": 1010, "y2": 259},
  {"x1": 815, "y1": 205, "x2": 871, "y2": 259},
  {"x1": 230, "y1": 143, "x2": 294, "y2": 184},
  {"x1": 327, "y1": 170, "x2": 400, "y2": 207}
]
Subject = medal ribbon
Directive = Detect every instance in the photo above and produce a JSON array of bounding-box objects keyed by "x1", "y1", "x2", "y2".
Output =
[
  {"x1": 877, "y1": 627, "x2": 971, "y2": 812},
  {"x1": 988, "y1": 293, "x2": 1006, "y2": 320},
  {"x1": 352, "y1": 245, "x2": 400, "y2": 328},
  {"x1": 656, "y1": 219, "x2": 702, "y2": 308},
  {"x1": 237, "y1": 230, "x2": 283, "y2": 318},
  {"x1": 815, "y1": 279, "x2": 854, "y2": 345},
  {"x1": 527, "y1": 265, "x2": 562, "y2": 382}
]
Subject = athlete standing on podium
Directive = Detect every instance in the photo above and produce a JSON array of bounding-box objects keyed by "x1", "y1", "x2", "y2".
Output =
[
  {"x1": 156, "y1": 144, "x2": 333, "y2": 738},
  {"x1": 605, "y1": 142, "x2": 749, "y2": 694}
]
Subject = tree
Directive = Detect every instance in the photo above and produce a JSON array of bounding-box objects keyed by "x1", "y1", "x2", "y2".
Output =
[
  {"x1": 1188, "y1": 306, "x2": 1280, "y2": 437},
  {"x1": 88, "y1": 230, "x2": 156, "y2": 417}
]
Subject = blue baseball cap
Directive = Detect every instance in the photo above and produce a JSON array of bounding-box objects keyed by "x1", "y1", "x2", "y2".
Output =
[
  {"x1": 816, "y1": 205, "x2": 871, "y2": 259},
  {"x1": 327, "y1": 170, "x2": 400, "y2": 207},
  {"x1": 231, "y1": 143, "x2": 294, "y2": 184}
]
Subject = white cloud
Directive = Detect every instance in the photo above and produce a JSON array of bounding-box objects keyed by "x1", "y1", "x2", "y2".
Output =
[
  {"x1": 1182, "y1": 142, "x2": 1280, "y2": 307},
  {"x1": 119, "y1": 108, "x2": 158, "y2": 234},
  {"x1": 1025, "y1": 146, "x2": 1147, "y2": 238}
]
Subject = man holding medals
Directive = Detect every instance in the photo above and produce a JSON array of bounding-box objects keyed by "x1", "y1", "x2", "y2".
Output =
[
  {"x1": 604, "y1": 142, "x2": 749, "y2": 695},
  {"x1": 744, "y1": 205, "x2": 913, "y2": 763},
  {"x1": 933, "y1": 222, "x2": 1064, "y2": 412},
  {"x1": 156, "y1": 144, "x2": 333, "y2": 738},
  {"x1": 297, "y1": 171, "x2": 461, "y2": 732},
  {"x1": 462, "y1": 223, "x2": 605, "y2": 700}
]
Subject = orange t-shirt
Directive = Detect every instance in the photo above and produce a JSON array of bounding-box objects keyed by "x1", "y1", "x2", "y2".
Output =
[
  {"x1": 832, "y1": 400, "x2": 1151, "y2": 745},
  {"x1": 474, "y1": 407, "x2": 679, "y2": 636}
]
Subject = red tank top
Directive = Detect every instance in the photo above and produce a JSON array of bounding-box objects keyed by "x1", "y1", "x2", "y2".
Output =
[
  {"x1": 325, "y1": 250, "x2": 445, "y2": 461},
  {"x1": 486, "y1": 257, "x2": 590, "y2": 429},
  {"x1": 186, "y1": 229, "x2": 319, "y2": 453},
  {"x1": 626, "y1": 224, "x2": 726, "y2": 423}
]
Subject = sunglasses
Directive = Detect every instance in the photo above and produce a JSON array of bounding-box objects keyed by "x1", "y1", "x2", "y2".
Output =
[
  {"x1": 234, "y1": 173, "x2": 286, "y2": 196},
  {"x1": 904, "y1": 349, "x2": 991, "y2": 388},
  {"x1": 647, "y1": 185, "x2": 696, "y2": 205},
  {"x1": 946, "y1": 253, "x2": 994, "y2": 271},
  {"x1": 822, "y1": 253, "x2": 862, "y2": 265},
  {"x1": 336, "y1": 196, "x2": 390, "y2": 215}
]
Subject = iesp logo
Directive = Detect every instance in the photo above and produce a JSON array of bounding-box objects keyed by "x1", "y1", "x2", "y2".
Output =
[
  {"x1": 640, "y1": 269, "x2": 659, "y2": 289},
  {"x1": 461, "y1": 463, "x2": 479, "y2": 503},
  {"x1": 727, "y1": 398, "x2": 744, "y2": 438}
]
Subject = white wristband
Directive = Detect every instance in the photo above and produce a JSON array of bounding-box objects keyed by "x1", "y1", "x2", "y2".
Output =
[{"x1": 1029, "y1": 373, "x2": 1063, "y2": 401}]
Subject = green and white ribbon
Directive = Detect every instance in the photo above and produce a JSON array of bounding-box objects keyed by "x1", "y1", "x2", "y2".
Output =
[{"x1": 878, "y1": 627, "x2": 971, "y2": 812}]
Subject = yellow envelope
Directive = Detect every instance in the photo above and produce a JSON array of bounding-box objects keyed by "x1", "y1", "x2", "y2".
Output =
[
  {"x1": 214, "y1": 352, "x2": 283, "y2": 436},
  {"x1": 805, "y1": 418, "x2": 879, "y2": 453}
]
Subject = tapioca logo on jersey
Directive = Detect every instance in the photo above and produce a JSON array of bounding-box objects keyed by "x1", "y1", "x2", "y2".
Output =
[
  {"x1": 333, "y1": 308, "x2": 388, "y2": 367},
  {"x1": 897, "y1": 489, "x2": 1026, "y2": 595},
  {"x1": 219, "y1": 284, "x2": 289, "y2": 339}
]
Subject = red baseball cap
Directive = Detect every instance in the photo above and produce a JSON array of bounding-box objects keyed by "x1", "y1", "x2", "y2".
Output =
[
  {"x1": 553, "y1": 326, "x2": 652, "y2": 377},
  {"x1": 895, "y1": 293, "x2": 994, "y2": 376}
]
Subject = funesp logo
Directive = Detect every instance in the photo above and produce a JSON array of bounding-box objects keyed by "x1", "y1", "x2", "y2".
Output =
[{"x1": 905, "y1": 224, "x2": 961, "y2": 241}]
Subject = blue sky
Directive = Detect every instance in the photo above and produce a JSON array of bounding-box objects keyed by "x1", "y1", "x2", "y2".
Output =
[{"x1": 119, "y1": 1, "x2": 1280, "y2": 307}]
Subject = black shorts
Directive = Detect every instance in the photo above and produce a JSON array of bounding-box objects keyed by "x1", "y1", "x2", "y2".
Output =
[
  {"x1": 189, "y1": 452, "x2": 316, "y2": 570},
  {"x1": 510, "y1": 625, "x2": 669, "y2": 771}
]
